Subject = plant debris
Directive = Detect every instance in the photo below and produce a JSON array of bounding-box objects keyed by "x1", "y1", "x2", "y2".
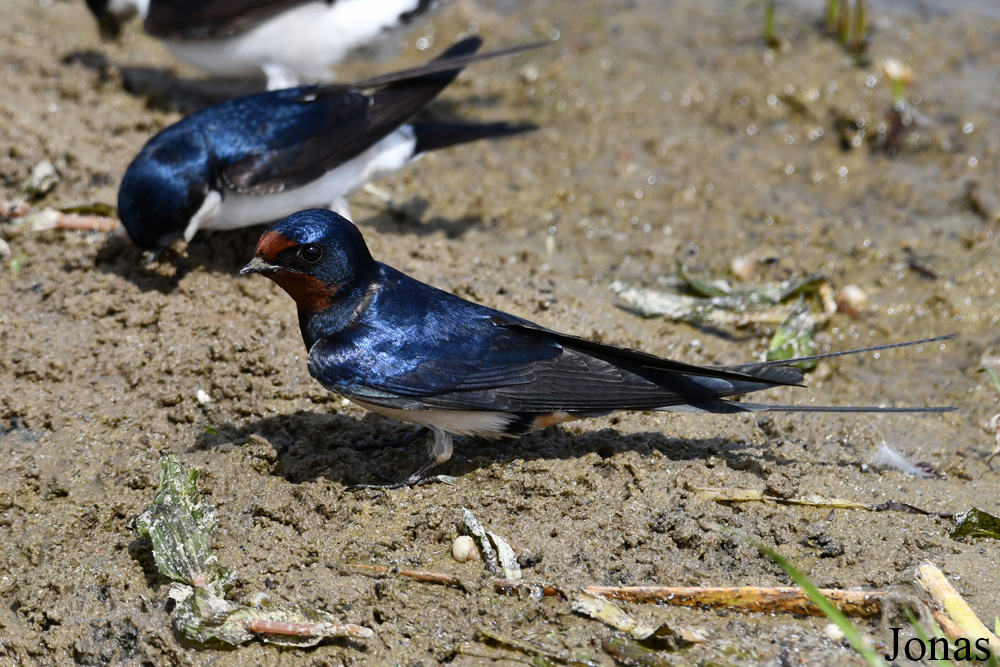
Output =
[
  {"x1": 950, "y1": 508, "x2": 1000, "y2": 542},
  {"x1": 983, "y1": 367, "x2": 1000, "y2": 463},
  {"x1": 693, "y1": 486, "x2": 953, "y2": 517},
  {"x1": 729, "y1": 526, "x2": 884, "y2": 666},
  {"x1": 341, "y1": 563, "x2": 567, "y2": 600},
  {"x1": 916, "y1": 561, "x2": 1000, "y2": 655},
  {"x1": 765, "y1": 297, "x2": 817, "y2": 368},
  {"x1": 583, "y1": 584, "x2": 887, "y2": 618},
  {"x1": 14, "y1": 207, "x2": 118, "y2": 233},
  {"x1": 610, "y1": 261, "x2": 835, "y2": 334},
  {"x1": 15, "y1": 160, "x2": 60, "y2": 201},
  {"x1": 135, "y1": 453, "x2": 373, "y2": 647},
  {"x1": 461, "y1": 507, "x2": 521, "y2": 580},
  {"x1": 572, "y1": 590, "x2": 707, "y2": 647}
]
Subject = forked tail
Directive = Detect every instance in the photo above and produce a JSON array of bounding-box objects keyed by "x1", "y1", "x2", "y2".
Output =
[
  {"x1": 662, "y1": 335, "x2": 956, "y2": 414},
  {"x1": 412, "y1": 121, "x2": 537, "y2": 155}
]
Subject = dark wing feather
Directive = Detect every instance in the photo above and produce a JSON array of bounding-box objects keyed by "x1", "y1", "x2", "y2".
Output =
[
  {"x1": 145, "y1": 0, "x2": 316, "y2": 38},
  {"x1": 221, "y1": 37, "x2": 482, "y2": 195},
  {"x1": 220, "y1": 89, "x2": 369, "y2": 194},
  {"x1": 308, "y1": 309, "x2": 802, "y2": 415}
]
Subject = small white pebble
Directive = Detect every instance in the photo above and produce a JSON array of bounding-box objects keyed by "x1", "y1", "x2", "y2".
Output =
[
  {"x1": 250, "y1": 592, "x2": 269, "y2": 607},
  {"x1": 196, "y1": 389, "x2": 211, "y2": 405},
  {"x1": 0, "y1": 238, "x2": 9, "y2": 261},
  {"x1": 835, "y1": 284, "x2": 868, "y2": 316},
  {"x1": 452, "y1": 535, "x2": 480, "y2": 562},
  {"x1": 730, "y1": 255, "x2": 756, "y2": 281},
  {"x1": 341, "y1": 398, "x2": 351, "y2": 407},
  {"x1": 823, "y1": 622, "x2": 845, "y2": 643}
]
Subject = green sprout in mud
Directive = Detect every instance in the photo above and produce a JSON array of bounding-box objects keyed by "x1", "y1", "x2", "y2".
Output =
[
  {"x1": 763, "y1": 0, "x2": 780, "y2": 49},
  {"x1": 881, "y1": 58, "x2": 914, "y2": 108},
  {"x1": 826, "y1": 0, "x2": 867, "y2": 55}
]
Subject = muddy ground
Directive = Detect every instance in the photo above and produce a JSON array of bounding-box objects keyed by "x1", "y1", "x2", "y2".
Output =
[{"x1": 2, "y1": 0, "x2": 1000, "y2": 665}]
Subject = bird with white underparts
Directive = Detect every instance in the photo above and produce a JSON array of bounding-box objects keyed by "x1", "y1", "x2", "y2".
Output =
[
  {"x1": 116, "y1": 36, "x2": 539, "y2": 250},
  {"x1": 86, "y1": 0, "x2": 453, "y2": 89},
  {"x1": 241, "y1": 209, "x2": 957, "y2": 489}
]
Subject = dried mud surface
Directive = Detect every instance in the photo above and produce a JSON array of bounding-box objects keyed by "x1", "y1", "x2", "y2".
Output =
[{"x1": 2, "y1": 0, "x2": 1000, "y2": 665}]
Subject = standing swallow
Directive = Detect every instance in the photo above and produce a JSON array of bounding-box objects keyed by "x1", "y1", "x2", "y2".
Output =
[
  {"x1": 86, "y1": 0, "x2": 451, "y2": 89},
  {"x1": 117, "y1": 37, "x2": 538, "y2": 250},
  {"x1": 241, "y1": 209, "x2": 956, "y2": 487}
]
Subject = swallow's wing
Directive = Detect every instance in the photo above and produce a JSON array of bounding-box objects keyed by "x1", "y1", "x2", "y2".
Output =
[
  {"x1": 219, "y1": 87, "x2": 370, "y2": 194},
  {"x1": 308, "y1": 311, "x2": 802, "y2": 415},
  {"x1": 220, "y1": 37, "x2": 483, "y2": 195},
  {"x1": 145, "y1": 0, "x2": 315, "y2": 39}
]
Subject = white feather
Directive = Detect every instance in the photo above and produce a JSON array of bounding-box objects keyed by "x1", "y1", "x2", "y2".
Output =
[
  {"x1": 162, "y1": 0, "x2": 438, "y2": 87},
  {"x1": 872, "y1": 443, "x2": 939, "y2": 479},
  {"x1": 198, "y1": 126, "x2": 418, "y2": 231}
]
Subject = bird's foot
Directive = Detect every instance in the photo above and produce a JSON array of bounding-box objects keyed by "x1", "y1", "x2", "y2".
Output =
[{"x1": 347, "y1": 457, "x2": 450, "y2": 491}]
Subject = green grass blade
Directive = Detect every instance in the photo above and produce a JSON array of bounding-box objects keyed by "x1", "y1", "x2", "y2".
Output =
[{"x1": 721, "y1": 526, "x2": 883, "y2": 667}]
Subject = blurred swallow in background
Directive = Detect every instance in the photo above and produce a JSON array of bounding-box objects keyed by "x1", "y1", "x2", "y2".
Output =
[
  {"x1": 86, "y1": 0, "x2": 452, "y2": 89},
  {"x1": 242, "y1": 209, "x2": 956, "y2": 488},
  {"x1": 117, "y1": 37, "x2": 539, "y2": 250}
]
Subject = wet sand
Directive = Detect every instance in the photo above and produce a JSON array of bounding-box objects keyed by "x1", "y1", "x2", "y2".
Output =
[{"x1": 2, "y1": 0, "x2": 999, "y2": 664}]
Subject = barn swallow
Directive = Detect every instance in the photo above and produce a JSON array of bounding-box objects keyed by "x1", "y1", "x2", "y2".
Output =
[
  {"x1": 117, "y1": 37, "x2": 538, "y2": 250},
  {"x1": 86, "y1": 0, "x2": 451, "y2": 89},
  {"x1": 241, "y1": 209, "x2": 956, "y2": 488}
]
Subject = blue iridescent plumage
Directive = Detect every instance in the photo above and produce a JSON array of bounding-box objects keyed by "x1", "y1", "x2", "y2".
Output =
[
  {"x1": 243, "y1": 209, "x2": 954, "y2": 486},
  {"x1": 118, "y1": 37, "x2": 536, "y2": 249}
]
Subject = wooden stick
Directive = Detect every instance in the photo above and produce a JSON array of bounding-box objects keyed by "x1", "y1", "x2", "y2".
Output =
[
  {"x1": 242, "y1": 618, "x2": 373, "y2": 639},
  {"x1": 341, "y1": 563, "x2": 466, "y2": 589},
  {"x1": 916, "y1": 562, "x2": 1000, "y2": 654},
  {"x1": 931, "y1": 609, "x2": 970, "y2": 643},
  {"x1": 56, "y1": 213, "x2": 119, "y2": 232},
  {"x1": 342, "y1": 564, "x2": 567, "y2": 599},
  {"x1": 583, "y1": 585, "x2": 885, "y2": 618},
  {"x1": 493, "y1": 578, "x2": 567, "y2": 600}
]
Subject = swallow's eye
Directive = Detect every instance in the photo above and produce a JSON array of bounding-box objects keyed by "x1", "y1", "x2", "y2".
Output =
[{"x1": 297, "y1": 244, "x2": 323, "y2": 263}]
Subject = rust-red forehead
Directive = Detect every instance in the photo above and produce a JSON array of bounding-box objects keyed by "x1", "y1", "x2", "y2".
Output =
[{"x1": 256, "y1": 230, "x2": 296, "y2": 262}]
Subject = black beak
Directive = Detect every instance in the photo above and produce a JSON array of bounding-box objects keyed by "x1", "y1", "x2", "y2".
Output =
[{"x1": 240, "y1": 257, "x2": 279, "y2": 275}]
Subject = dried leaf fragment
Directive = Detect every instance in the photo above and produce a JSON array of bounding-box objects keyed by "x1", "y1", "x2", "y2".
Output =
[{"x1": 136, "y1": 454, "x2": 372, "y2": 647}]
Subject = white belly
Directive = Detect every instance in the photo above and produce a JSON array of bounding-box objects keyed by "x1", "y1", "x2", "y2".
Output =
[
  {"x1": 350, "y1": 399, "x2": 516, "y2": 439},
  {"x1": 165, "y1": 0, "x2": 438, "y2": 83},
  {"x1": 199, "y1": 126, "x2": 417, "y2": 232}
]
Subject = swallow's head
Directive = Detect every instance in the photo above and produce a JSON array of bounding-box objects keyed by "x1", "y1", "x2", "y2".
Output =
[
  {"x1": 242, "y1": 209, "x2": 375, "y2": 312},
  {"x1": 85, "y1": 0, "x2": 138, "y2": 40},
  {"x1": 118, "y1": 131, "x2": 214, "y2": 250}
]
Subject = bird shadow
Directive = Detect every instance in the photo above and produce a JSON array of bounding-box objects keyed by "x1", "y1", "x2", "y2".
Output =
[
  {"x1": 192, "y1": 409, "x2": 809, "y2": 488},
  {"x1": 62, "y1": 49, "x2": 265, "y2": 112},
  {"x1": 93, "y1": 226, "x2": 269, "y2": 293},
  {"x1": 120, "y1": 66, "x2": 265, "y2": 113},
  {"x1": 361, "y1": 202, "x2": 485, "y2": 239}
]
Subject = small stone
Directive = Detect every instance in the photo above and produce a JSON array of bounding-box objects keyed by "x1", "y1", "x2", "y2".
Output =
[
  {"x1": 835, "y1": 284, "x2": 868, "y2": 317},
  {"x1": 452, "y1": 535, "x2": 480, "y2": 562},
  {"x1": 730, "y1": 254, "x2": 756, "y2": 281},
  {"x1": 823, "y1": 622, "x2": 845, "y2": 643},
  {"x1": 0, "y1": 238, "x2": 9, "y2": 262},
  {"x1": 196, "y1": 389, "x2": 212, "y2": 405}
]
